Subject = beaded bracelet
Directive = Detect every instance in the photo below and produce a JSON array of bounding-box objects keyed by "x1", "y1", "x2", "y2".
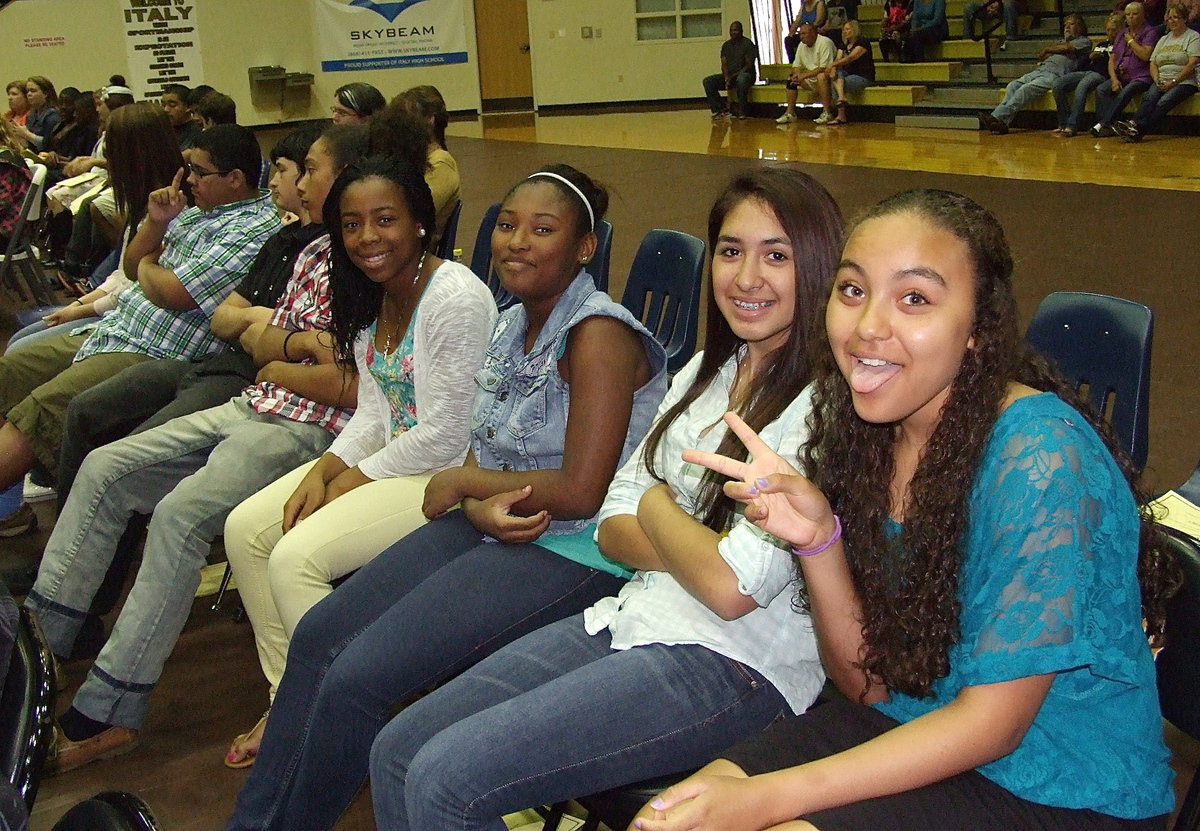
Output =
[{"x1": 791, "y1": 515, "x2": 842, "y2": 557}]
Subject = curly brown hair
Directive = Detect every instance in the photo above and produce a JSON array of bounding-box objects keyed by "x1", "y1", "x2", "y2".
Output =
[{"x1": 801, "y1": 189, "x2": 1179, "y2": 699}]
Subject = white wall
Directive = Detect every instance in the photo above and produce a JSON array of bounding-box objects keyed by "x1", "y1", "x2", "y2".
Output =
[{"x1": 0, "y1": 0, "x2": 746, "y2": 122}]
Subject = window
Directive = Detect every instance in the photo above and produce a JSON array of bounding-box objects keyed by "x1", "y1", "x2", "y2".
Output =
[
  {"x1": 748, "y1": 0, "x2": 797, "y2": 64},
  {"x1": 635, "y1": 0, "x2": 723, "y2": 41}
]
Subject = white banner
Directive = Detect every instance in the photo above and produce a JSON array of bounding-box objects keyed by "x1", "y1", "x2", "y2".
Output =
[
  {"x1": 122, "y1": 0, "x2": 205, "y2": 95},
  {"x1": 315, "y1": 0, "x2": 469, "y2": 73}
]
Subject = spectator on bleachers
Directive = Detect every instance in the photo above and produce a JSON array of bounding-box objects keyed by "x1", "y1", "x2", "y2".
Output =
[
  {"x1": 880, "y1": 0, "x2": 914, "y2": 61},
  {"x1": 57, "y1": 84, "x2": 134, "y2": 180},
  {"x1": 161, "y1": 83, "x2": 201, "y2": 149},
  {"x1": 3, "y1": 81, "x2": 29, "y2": 126},
  {"x1": 9, "y1": 76, "x2": 60, "y2": 152},
  {"x1": 331, "y1": 82, "x2": 385, "y2": 124},
  {"x1": 828, "y1": 20, "x2": 877, "y2": 123},
  {"x1": 195, "y1": 91, "x2": 237, "y2": 129},
  {"x1": 0, "y1": 119, "x2": 32, "y2": 255},
  {"x1": 1113, "y1": 3, "x2": 1200, "y2": 139},
  {"x1": 1181, "y1": 0, "x2": 1200, "y2": 29},
  {"x1": 0, "y1": 120, "x2": 279, "y2": 539},
  {"x1": 393, "y1": 85, "x2": 462, "y2": 247},
  {"x1": 786, "y1": 0, "x2": 829, "y2": 61},
  {"x1": 1114, "y1": 0, "x2": 1165, "y2": 25},
  {"x1": 902, "y1": 0, "x2": 949, "y2": 61},
  {"x1": 963, "y1": 0, "x2": 1022, "y2": 49},
  {"x1": 702, "y1": 21, "x2": 759, "y2": 120},
  {"x1": 1090, "y1": 1, "x2": 1161, "y2": 135},
  {"x1": 777, "y1": 23, "x2": 837, "y2": 123},
  {"x1": 1052, "y1": 13, "x2": 1122, "y2": 135},
  {"x1": 979, "y1": 14, "x2": 1093, "y2": 133}
]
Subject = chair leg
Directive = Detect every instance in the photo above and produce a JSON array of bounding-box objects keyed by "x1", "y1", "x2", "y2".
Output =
[{"x1": 211, "y1": 564, "x2": 234, "y2": 611}]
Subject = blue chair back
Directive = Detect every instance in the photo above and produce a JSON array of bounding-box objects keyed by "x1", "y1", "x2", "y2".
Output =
[
  {"x1": 1024, "y1": 291, "x2": 1152, "y2": 472},
  {"x1": 470, "y1": 202, "x2": 614, "y2": 311},
  {"x1": 435, "y1": 200, "x2": 462, "y2": 261},
  {"x1": 620, "y1": 229, "x2": 704, "y2": 375}
]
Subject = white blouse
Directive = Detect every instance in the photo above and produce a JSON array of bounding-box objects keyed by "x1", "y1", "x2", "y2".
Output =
[
  {"x1": 327, "y1": 260, "x2": 498, "y2": 480},
  {"x1": 587, "y1": 351, "x2": 824, "y2": 714}
]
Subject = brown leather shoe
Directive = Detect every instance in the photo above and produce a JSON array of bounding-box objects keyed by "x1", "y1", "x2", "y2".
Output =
[{"x1": 48, "y1": 724, "x2": 139, "y2": 775}]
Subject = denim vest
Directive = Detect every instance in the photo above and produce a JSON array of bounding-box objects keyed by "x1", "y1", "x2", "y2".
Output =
[{"x1": 470, "y1": 272, "x2": 667, "y2": 536}]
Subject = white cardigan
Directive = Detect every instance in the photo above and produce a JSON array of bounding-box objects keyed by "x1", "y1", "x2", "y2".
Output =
[{"x1": 327, "y1": 260, "x2": 497, "y2": 480}]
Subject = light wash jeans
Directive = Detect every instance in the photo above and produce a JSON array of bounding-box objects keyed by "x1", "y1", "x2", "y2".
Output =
[
  {"x1": 992, "y1": 67, "x2": 1059, "y2": 124},
  {"x1": 1053, "y1": 70, "x2": 1107, "y2": 129},
  {"x1": 4, "y1": 317, "x2": 99, "y2": 354},
  {"x1": 26, "y1": 396, "x2": 331, "y2": 729},
  {"x1": 370, "y1": 614, "x2": 791, "y2": 831}
]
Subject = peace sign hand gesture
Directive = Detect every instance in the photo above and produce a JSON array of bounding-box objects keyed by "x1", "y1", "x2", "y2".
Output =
[{"x1": 682, "y1": 412, "x2": 839, "y2": 553}]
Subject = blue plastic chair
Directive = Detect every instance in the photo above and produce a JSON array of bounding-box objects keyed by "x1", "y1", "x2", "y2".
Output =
[
  {"x1": 435, "y1": 200, "x2": 462, "y2": 261},
  {"x1": 1023, "y1": 291, "x2": 1153, "y2": 472},
  {"x1": 620, "y1": 229, "x2": 705, "y2": 375},
  {"x1": 470, "y1": 203, "x2": 614, "y2": 310}
]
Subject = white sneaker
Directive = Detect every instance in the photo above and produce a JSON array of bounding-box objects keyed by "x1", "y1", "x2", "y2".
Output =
[
  {"x1": 814, "y1": 111, "x2": 833, "y2": 124},
  {"x1": 775, "y1": 112, "x2": 798, "y2": 124},
  {"x1": 23, "y1": 474, "x2": 55, "y2": 504}
]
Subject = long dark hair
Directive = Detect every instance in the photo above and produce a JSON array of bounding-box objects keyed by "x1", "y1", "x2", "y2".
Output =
[
  {"x1": 801, "y1": 189, "x2": 1179, "y2": 699},
  {"x1": 105, "y1": 103, "x2": 184, "y2": 231},
  {"x1": 643, "y1": 167, "x2": 844, "y2": 531},
  {"x1": 324, "y1": 154, "x2": 437, "y2": 366}
]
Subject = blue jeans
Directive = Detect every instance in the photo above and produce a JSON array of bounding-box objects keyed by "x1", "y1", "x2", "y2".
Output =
[
  {"x1": 1133, "y1": 81, "x2": 1197, "y2": 130},
  {"x1": 370, "y1": 614, "x2": 790, "y2": 831},
  {"x1": 224, "y1": 511, "x2": 625, "y2": 831},
  {"x1": 1053, "y1": 70, "x2": 1106, "y2": 129},
  {"x1": 963, "y1": 0, "x2": 1017, "y2": 39},
  {"x1": 992, "y1": 67, "x2": 1057, "y2": 124},
  {"x1": 703, "y1": 69, "x2": 755, "y2": 115},
  {"x1": 1094, "y1": 79, "x2": 1151, "y2": 126},
  {"x1": 4, "y1": 317, "x2": 100, "y2": 354},
  {"x1": 26, "y1": 397, "x2": 331, "y2": 728}
]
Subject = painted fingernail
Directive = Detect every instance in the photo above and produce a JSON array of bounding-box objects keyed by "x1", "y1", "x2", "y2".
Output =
[
  {"x1": 651, "y1": 799, "x2": 664, "y2": 810},
  {"x1": 756, "y1": 477, "x2": 769, "y2": 488}
]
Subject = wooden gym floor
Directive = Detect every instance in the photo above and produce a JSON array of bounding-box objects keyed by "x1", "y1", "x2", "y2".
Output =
[{"x1": 3, "y1": 105, "x2": 1198, "y2": 830}]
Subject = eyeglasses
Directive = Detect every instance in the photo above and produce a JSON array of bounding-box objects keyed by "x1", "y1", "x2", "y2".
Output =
[
  {"x1": 330, "y1": 105, "x2": 358, "y2": 118},
  {"x1": 187, "y1": 163, "x2": 231, "y2": 179}
]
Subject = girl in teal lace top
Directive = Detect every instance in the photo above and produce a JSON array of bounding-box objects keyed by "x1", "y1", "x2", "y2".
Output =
[{"x1": 638, "y1": 189, "x2": 1180, "y2": 831}]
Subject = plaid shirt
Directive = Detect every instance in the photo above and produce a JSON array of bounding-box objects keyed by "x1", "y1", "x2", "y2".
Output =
[
  {"x1": 74, "y1": 191, "x2": 281, "y2": 362},
  {"x1": 245, "y1": 235, "x2": 352, "y2": 435}
]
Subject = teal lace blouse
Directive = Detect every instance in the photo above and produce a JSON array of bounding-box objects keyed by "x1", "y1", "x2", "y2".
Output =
[{"x1": 875, "y1": 393, "x2": 1174, "y2": 820}]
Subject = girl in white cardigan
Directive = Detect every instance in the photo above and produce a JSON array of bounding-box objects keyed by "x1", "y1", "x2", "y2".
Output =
[{"x1": 221, "y1": 154, "x2": 496, "y2": 768}]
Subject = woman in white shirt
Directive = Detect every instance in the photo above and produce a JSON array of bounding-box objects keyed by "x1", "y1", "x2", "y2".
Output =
[
  {"x1": 221, "y1": 153, "x2": 497, "y2": 767},
  {"x1": 366, "y1": 167, "x2": 844, "y2": 831},
  {"x1": 1113, "y1": 3, "x2": 1200, "y2": 140}
]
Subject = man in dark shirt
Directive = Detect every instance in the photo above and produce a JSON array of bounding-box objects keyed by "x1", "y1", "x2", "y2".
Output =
[
  {"x1": 703, "y1": 21, "x2": 759, "y2": 119},
  {"x1": 161, "y1": 84, "x2": 202, "y2": 150}
]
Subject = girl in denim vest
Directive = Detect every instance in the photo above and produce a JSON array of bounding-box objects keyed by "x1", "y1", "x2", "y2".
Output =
[
  {"x1": 224, "y1": 164, "x2": 667, "y2": 831},
  {"x1": 367, "y1": 168, "x2": 844, "y2": 831},
  {"x1": 641, "y1": 190, "x2": 1178, "y2": 831}
]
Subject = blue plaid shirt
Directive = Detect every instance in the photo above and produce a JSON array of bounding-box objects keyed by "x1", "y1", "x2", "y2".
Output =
[{"x1": 74, "y1": 191, "x2": 281, "y2": 362}]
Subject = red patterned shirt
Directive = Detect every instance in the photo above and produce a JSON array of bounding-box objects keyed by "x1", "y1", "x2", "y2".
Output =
[{"x1": 245, "y1": 234, "x2": 353, "y2": 434}]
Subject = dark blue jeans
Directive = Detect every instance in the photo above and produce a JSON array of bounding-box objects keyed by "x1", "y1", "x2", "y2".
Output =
[
  {"x1": 370, "y1": 615, "x2": 790, "y2": 831},
  {"x1": 1133, "y1": 81, "x2": 1197, "y2": 130},
  {"x1": 223, "y1": 511, "x2": 625, "y2": 831},
  {"x1": 703, "y1": 69, "x2": 755, "y2": 115},
  {"x1": 1094, "y1": 79, "x2": 1151, "y2": 126}
]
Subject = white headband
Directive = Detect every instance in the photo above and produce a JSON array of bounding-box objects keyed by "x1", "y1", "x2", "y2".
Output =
[
  {"x1": 527, "y1": 171, "x2": 595, "y2": 231},
  {"x1": 103, "y1": 86, "x2": 133, "y2": 99}
]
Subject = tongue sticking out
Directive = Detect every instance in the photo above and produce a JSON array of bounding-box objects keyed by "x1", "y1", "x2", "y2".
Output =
[{"x1": 850, "y1": 360, "x2": 900, "y2": 394}]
